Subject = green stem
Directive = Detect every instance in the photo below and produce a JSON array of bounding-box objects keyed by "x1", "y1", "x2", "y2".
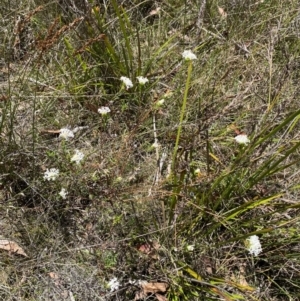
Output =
[
  {"x1": 169, "y1": 61, "x2": 193, "y2": 222},
  {"x1": 171, "y1": 61, "x2": 193, "y2": 174}
]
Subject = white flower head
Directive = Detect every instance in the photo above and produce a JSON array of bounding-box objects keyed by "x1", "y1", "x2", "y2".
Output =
[
  {"x1": 194, "y1": 168, "x2": 201, "y2": 176},
  {"x1": 186, "y1": 245, "x2": 195, "y2": 251},
  {"x1": 71, "y1": 149, "x2": 84, "y2": 164},
  {"x1": 59, "y1": 128, "x2": 74, "y2": 141},
  {"x1": 151, "y1": 141, "x2": 160, "y2": 149},
  {"x1": 115, "y1": 176, "x2": 123, "y2": 183},
  {"x1": 107, "y1": 277, "x2": 120, "y2": 292},
  {"x1": 156, "y1": 99, "x2": 165, "y2": 108},
  {"x1": 98, "y1": 106, "x2": 111, "y2": 115},
  {"x1": 246, "y1": 235, "x2": 262, "y2": 256},
  {"x1": 120, "y1": 76, "x2": 133, "y2": 89},
  {"x1": 43, "y1": 168, "x2": 59, "y2": 181},
  {"x1": 136, "y1": 76, "x2": 149, "y2": 85},
  {"x1": 59, "y1": 188, "x2": 68, "y2": 199},
  {"x1": 182, "y1": 50, "x2": 197, "y2": 61},
  {"x1": 234, "y1": 134, "x2": 250, "y2": 144}
]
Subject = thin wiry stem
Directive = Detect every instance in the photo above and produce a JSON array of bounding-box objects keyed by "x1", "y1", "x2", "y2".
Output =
[
  {"x1": 171, "y1": 60, "x2": 193, "y2": 175},
  {"x1": 169, "y1": 60, "x2": 193, "y2": 225}
]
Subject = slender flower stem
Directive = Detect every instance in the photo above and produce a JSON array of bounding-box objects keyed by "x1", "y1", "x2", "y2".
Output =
[
  {"x1": 171, "y1": 61, "x2": 193, "y2": 174},
  {"x1": 169, "y1": 61, "x2": 193, "y2": 224}
]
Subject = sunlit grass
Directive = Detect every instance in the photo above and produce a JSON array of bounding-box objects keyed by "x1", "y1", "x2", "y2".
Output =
[{"x1": 0, "y1": 0, "x2": 300, "y2": 300}]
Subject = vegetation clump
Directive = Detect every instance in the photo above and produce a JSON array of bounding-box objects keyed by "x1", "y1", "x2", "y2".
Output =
[{"x1": 0, "y1": 0, "x2": 300, "y2": 300}]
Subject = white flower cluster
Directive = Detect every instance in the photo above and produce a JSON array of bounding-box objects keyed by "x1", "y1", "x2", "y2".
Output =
[
  {"x1": 43, "y1": 168, "x2": 60, "y2": 181},
  {"x1": 59, "y1": 128, "x2": 74, "y2": 141},
  {"x1": 59, "y1": 188, "x2": 68, "y2": 199},
  {"x1": 120, "y1": 75, "x2": 150, "y2": 90},
  {"x1": 186, "y1": 245, "x2": 195, "y2": 251},
  {"x1": 120, "y1": 76, "x2": 133, "y2": 89},
  {"x1": 136, "y1": 76, "x2": 149, "y2": 85},
  {"x1": 71, "y1": 149, "x2": 84, "y2": 164},
  {"x1": 107, "y1": 277, "x2": 120, "y2": 292},
  {"x1": 154, "y1": 99, "x2": 165, "y2": 109},
  {"x1": 43, "y1": 50, "x2": 198, "y2": 182},
  {"x1": 182, "y1": 50, "x2": 197, "y2": 61},
  {"x1": 59, "y1": 126, "x2": 89, "y2": 141},
  {"x1": 246, "y1": 235, "x2": 262, "y2": 256},
  {"x1": 194, "y1": 168, "x2": 201, "y2": 176},
  {"x1": 151, "y1": 141, "x2": 160, "y2": 149},
  {"x1": 98, "y1": 106, "x2": 111, "y2": 115},
  {"x1": 235, "y1": 134, "x2": 250, "y2": 144}
]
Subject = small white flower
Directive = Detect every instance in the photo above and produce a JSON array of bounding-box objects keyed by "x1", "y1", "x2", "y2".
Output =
[
  {"x1": 194, "y1": 168, "x2": 201, "y2": 176},
  {"x1": 156, "y1": 99, "x2": 165, "y2": 107},
  {"x1": 246, "y1": 235, "x2": 262, "y2": 256},
  {"x1": 43, "y1": 168, "x2": 59, "y2": 181},
  {"x1": 59, "y1": 188, "x2": 68, "y2": 199},
  {"x1": 182, "y1": 50, "x2": 197, "y2": 61},
  {"x1": 152, "y1": 141, "x2": 160, "y2": 149},
  {"x1": 120, "y1": 76, "x2": 133, "y2": 89},
  {"x1": 234, "y1": 134, "x2": 250, "y2": 144},
  {"x1": 98, "y1": 106, "x2": 111, "y2": 115},
  {"x1": 115, "y1": 176, "x2": 123, "y2": 183},
  {"x1": 136, "y1": 76, "x2": 149, "y2": 85},
  {"x1": 186, "y1": 245, "x2": 195, "y2": 251},
  {"x1": 108, "y1": 277, "x2": 120, "y2": 292},
  {"x1": 71, "y1": 149, "x2": 84, "y2": 164},
  {"x1": 59, "y1": 128, "x2": 74, "y2": 141}
]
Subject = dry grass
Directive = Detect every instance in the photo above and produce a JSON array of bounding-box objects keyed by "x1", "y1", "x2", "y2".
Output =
[{"x1": 0, "y1": 0, "x2": 300, "y2": 300}]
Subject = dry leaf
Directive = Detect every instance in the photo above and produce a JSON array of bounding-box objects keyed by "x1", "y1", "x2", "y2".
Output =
[
  {"x1": 49, "y1": 272, "x2": 65, "y2": 288},
  {"x1": 49, "y1": 272, "x2": 60, "y2": 287},
  {"x1": 85, "y1": 102, "x2": 98, "y2": 113},
  {"x1": 218, "y1": 6, "x2": 227, "y2": 18},
  {"x1": 137, "y1": 241, "x2": 160, "y2": 259},
  {"x1": 0, "y1": 240, "x2": 28, "y2": 257},
  {"x1": 0, "y1": 95, "x2": 8, "y2": 102},
  {"x1": 229, "y1": 266, "x2": 255, "y2": 292},
  {"x1": 137, "y1": 241, "x2": 160, "y2": 253},
  {"x1": 134, "y1": 282, "x2": 169, "y2": 300},
  {"x1": 202, "y1": 256, "x2": 213, "y2": 274},
  {"x1": 141, "y1": 282, "x2": 168, "y2": 294},
  {"x1": 49, "y1": 272, "x2": 59, "y2": 280},
  {"x1": 155, "y1": 293, "x2": 168, "y2": 301},
  {"x1": 137, "y1": 243, "x2": 152, "y2": 254}
]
